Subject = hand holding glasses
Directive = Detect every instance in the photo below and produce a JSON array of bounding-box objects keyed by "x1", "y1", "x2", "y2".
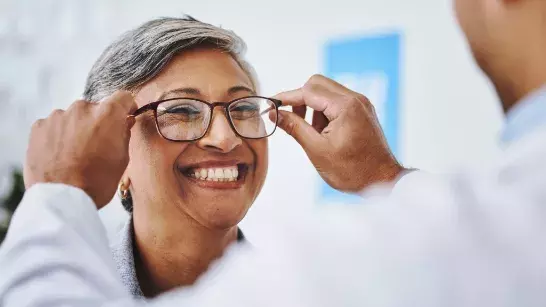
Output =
[{"x1": 128, "y1": 96, "x2": 282, "y2": 141}]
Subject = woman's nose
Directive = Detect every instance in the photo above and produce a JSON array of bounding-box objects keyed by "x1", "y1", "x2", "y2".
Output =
[{"x1": 196, "y1": 109, "x2": 242, "y2": 153}]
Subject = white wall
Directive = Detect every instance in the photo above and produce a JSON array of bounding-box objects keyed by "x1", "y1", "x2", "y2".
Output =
[{"x1": 0, "y1": 0, "x2": 503, "y2": 244}]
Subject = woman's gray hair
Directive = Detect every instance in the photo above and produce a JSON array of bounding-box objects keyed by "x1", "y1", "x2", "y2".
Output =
[
  {"x1": 86, "y1": 16, "x2": 258, "y2": 212},
  {"x1": 83, "y1": 15, "x2": 258, "y2": 102}
]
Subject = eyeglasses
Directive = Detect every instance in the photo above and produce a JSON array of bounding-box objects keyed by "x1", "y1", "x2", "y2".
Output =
[{"x1": 129, "y1": 96, "x2": 282, "y2": 141}]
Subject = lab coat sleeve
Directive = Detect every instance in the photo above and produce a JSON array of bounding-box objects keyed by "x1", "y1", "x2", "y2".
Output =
[{"x1": 0, "y1": 183, "x2": 142, "y2": 307}]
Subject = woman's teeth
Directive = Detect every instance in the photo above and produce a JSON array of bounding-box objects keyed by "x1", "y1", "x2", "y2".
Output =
[{"x1": 190, "y1": 166, "x2": 239, "y2": 182}]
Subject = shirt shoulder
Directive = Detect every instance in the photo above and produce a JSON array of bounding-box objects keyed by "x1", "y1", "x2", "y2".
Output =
[
  {"x1": 502, "y1": 85, "x2": 546, "y2": 144},
  {"x1": 110, "y1": 216, "x2": 145, "y2": 298}
]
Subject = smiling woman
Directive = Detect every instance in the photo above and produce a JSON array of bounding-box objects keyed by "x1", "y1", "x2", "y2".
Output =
[{"x1": 83, "y1": 16, "x2": 277, "y2": 298}]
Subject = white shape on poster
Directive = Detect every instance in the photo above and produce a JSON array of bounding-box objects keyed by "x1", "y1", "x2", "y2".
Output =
[{"x1": 332, "y1": 72, "x2": 389, "y2": 126}]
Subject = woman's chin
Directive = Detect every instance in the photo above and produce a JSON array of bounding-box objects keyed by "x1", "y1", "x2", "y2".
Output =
[
  {"x1": 186, "y1": 203, "x2": 249, "y2": 230},
  {"x1": 200, "y1": 212, "x2": 246, "y2": 230}
]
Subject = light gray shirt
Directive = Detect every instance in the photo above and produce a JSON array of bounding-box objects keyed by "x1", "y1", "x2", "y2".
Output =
[
  {"x1": 110, "y1": 217, "x2": 144, "y2": 298},
  {"x1": 110, "y1": 216, "x2": 246, "y2": 298}
]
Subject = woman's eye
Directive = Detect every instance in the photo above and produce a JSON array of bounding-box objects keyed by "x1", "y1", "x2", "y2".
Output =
[
  {"x1": 232, "y1": 103, "x2": 259, "y2": 113},
  {"x1": 167, "y1": 105, "x2": 201, "y2": 115}
]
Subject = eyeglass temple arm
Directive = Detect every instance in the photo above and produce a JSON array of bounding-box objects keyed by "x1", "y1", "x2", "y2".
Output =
[
  {"x1": 273, "y1": 99, "x2": 282, "y2": 107},
  {"x1": 128, "y1": 103, "x2": 158, "y2": 118}
]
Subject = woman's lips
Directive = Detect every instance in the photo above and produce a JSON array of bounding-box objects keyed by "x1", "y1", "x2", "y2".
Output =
[{"x1": 178, "y1": 163, "x2": 249, "y2": 189}]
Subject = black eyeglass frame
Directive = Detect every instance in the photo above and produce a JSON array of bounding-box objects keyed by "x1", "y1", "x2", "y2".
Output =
[{"x1": 128, "y1": 96, "x2": 283, "y2": 142}]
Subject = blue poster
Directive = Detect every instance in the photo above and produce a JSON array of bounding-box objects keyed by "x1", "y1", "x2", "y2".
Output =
[{"x1": 319, "y1": 32, "x2": 402, "y2": 204}]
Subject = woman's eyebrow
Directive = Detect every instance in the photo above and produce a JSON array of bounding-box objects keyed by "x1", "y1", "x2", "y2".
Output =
[
  {"x1": 227, "y1": 86, "x2": 256, "y2": 96},
  {"x1": 157, "y1": 86, "x2": 256, "y2": 101},
  {"x1": 158, "y1": 88, "x2": 201, "y2": 100}
]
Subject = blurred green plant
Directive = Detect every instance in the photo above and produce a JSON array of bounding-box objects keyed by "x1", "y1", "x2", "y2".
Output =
[{"x1": 0, "y1": 168, "x2": 25, "y2": 244}]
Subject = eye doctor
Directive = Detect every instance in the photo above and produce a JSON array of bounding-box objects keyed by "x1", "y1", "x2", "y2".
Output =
[{"x1": 3, "y1": 0, "x2": 546, "y2": 306}]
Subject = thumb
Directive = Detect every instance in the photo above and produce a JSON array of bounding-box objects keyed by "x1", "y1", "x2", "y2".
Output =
[
  {"x1": 277, "y1": 110, "x2": 325, "y2": 153},
  {"x1": 101, "y1": 90, "x2": 138, "y2": 115},
  {"x1": 124, "y1": 115, "x2": 135, "y2": 141},
  {"x1": 126, "y1": 115, "x2": 136, "y2": 130}
]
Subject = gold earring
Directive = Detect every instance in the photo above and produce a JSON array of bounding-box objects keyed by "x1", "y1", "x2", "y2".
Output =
[{"x1": 119, "y1": 182, "x2": 129, "y2": 199}]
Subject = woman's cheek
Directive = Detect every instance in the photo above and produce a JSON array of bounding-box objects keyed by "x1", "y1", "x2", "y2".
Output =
[{"x1": 251, "y1": 139, "x2": 268, "y2": 187}]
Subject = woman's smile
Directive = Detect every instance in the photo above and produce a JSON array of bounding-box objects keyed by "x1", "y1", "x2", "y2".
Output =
[{"x1": 178, "y1": 160, "x2": 251, "y2": 190}]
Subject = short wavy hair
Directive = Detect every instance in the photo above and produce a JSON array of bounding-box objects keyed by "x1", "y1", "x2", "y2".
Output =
[{"x1": 83, "y1": 15, "x2": 258, "y2": 102}]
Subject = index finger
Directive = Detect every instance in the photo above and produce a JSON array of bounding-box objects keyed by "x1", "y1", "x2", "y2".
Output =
[
  {"x1": 273, "y1": 88, "x2": 305, "y2": 107},
  {"x1": 274, "y1": 75, "x2": 353, "y2": 110},
  {"x1": 274, "y1": 84, "x2": 342, "y2": 121},
  {"x1": 273, "y1": 87, "x2": 331, "y2": 114},
  {"x1": 100, "y1": 90, "x2": 138, "y2": 115}
]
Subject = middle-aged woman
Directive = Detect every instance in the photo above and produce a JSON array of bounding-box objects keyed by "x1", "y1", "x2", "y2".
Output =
[{"x1": 82, "y1": 16, "x2": 280, "y2": 298}]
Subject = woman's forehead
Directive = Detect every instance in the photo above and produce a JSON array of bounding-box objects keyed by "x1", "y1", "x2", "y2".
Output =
[{"x1": 135, "y1": 50, "x2": 254, "y2": 106}]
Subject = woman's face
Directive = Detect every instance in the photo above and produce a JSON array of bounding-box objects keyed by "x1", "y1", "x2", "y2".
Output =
[{"x1": 127, "y1": 49, "x2": 267, "y2": 230}]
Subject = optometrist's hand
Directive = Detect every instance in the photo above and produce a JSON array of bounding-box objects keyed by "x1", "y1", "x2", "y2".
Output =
[
  {"x1": 24, "y1": 91, "x2": 137, "y2": 208},
  {"x1": 274, "y1": 75, "x2": 405, "y2": 193}
]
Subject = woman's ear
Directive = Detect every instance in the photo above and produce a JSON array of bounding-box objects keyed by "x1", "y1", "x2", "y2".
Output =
[{"x1": 119, "y1": 172, "x2": 134, "y2": 213}]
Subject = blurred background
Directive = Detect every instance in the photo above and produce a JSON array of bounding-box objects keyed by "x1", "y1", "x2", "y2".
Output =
[{"x1": 0, "y1": 0, "x2": 503, "y2": 245}]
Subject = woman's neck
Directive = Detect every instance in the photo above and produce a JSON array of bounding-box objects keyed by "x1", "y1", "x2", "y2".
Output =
[{"x1": 132, "y1": 211, "x2": 239, "y2": 298}]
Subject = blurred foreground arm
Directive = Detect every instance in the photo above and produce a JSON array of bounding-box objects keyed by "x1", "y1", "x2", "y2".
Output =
[
  {"x1": 0, "y1": 184, "x2": 140, "y2": 307},
  {"x1": 158, "y1": 128, "x2": 546, "y2": 307},
  {"x1": 0, "y1": 92, "x2": 142, "y2": 307}
]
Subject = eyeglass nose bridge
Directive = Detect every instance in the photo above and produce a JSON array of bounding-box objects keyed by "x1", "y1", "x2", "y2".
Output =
[
  {"x1": 204, "y1": 101, "x2": 240, "y2": 137},
  {"x1": 209, "y1": 102, "x2": 230, "y2": 108},
  {"x1": 207, "y1": 101, "x2": 233, "y2": 114},
  {"x1": 204, "y1": 99, "x2": 280, "y2": 140}
]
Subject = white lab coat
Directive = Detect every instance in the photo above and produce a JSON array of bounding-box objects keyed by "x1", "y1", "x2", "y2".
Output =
[{"x1": 2, "y1": 129, "x2": 546, "y2": 307}]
